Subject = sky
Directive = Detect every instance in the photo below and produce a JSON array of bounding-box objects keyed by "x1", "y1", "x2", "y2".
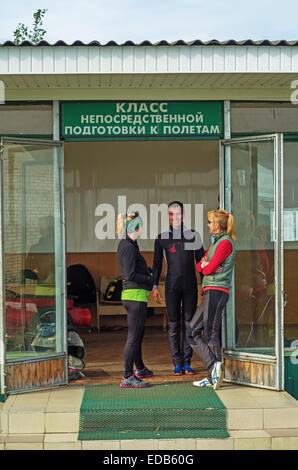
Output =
[{"x1": 1, "y1": 0, "x2": 298, "y2": 44}]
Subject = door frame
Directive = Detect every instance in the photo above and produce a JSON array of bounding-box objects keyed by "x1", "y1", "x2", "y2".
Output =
[
  {"x1": 219, "y1": 133, "x2": 284, "y2": 390},
  {"x1": 0, "y1": 136, "x2": 67, "y2": 396}
]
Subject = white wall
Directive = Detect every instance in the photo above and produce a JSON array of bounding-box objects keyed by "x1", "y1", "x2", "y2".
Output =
[{"x1": 64, "y1": 140, "x2": 219, "y2": 252}]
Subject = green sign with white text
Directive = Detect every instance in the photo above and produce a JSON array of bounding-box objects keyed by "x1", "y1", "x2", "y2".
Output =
[{"x1": 62, "y1": 101, "x2": 222, "y2": 140}]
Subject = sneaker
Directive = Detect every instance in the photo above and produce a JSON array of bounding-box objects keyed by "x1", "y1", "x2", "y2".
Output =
[
  {"x1": 193, "y1": 377, "x2": 212, "y2": 387},
  {"x1": 172, "y1": 365, "x2": 183, "y2": 376},
  {"x1": 183, "y1": 365, "x2": 195, "y2": 375},
  {"x1": 135, "y1": 367, "x2": 153, "y2": 379},
  {"x1": 120, "y1": 375, "x2": 150, "y2": 388},
  {"x1": 211, "y1": 361, "x2": 223, "y2": 390}
]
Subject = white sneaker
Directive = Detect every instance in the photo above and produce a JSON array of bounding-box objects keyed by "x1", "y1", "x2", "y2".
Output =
[
  {"x1": 193, "y1": 377, "x2": 212, "y2": 387},
  {"x1": 211, "y1": 361, "x2": 223, "y2": 390}
]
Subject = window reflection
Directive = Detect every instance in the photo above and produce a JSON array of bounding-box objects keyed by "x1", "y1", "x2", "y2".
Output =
[
  {"x1": 284, "y1": 142, "x2": 298, "y2": 346},
  {"x1": 4, "y1": 144, "x2": 62, "y2": 359},
  {"x1": 234, "y1": 209, "x2": 275, "y2": 349},
  {"x1": 230, "y1": 141, "x2": 275, "y2": 352}
]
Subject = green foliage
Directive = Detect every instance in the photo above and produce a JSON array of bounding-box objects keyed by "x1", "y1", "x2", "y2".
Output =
[{"x1": 13, "y1": 9, "x2": 48, "y2": 45}]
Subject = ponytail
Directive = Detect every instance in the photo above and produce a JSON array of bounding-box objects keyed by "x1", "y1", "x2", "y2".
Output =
[
  {"x1": 227, "y1": 213, "x2": 236, "y2": 241},
  {"x1": 116, "y1": 213, "x2": 125, "y2": 238}
]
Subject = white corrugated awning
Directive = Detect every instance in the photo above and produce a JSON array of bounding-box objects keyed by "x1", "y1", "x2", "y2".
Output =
[
  {"x1": 0, "y1": 45, "x2": 297, "y2": 100},
  {"x1": 0, "y1": 45, "x2": 298, "y2": 75}
]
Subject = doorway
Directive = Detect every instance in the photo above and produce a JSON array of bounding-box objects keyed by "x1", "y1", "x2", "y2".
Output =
[{"x1": 64, "y1": 139, "x2": 220, "y2": 382}]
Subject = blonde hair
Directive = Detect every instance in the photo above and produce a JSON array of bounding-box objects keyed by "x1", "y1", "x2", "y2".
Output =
[
  {"x1": 116, "y1": 212, "x2": 141, "y2": 238},
  {"x1": 208, "y1": 209, "x2": 236, "y2": 241}
]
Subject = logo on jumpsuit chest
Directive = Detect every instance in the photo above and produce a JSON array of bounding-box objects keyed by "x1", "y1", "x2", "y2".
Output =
[{"x1": 168, "y1": 243, "x2": 176, "y2": 253}]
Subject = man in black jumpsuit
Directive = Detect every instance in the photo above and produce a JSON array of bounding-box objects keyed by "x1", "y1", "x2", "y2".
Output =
[{"x1": 152, "y1": 201, "x2": 204, "y2": 375}]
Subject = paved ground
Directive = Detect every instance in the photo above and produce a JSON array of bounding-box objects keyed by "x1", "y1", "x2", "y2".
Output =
[
  {"x1": 1, "y1": 381, "x2": 298, "y2": 450},
  {"x1": 1, "y1": 327, "x2": 298, "y2": 450},
  {"x1": 72, "y1": 326, "x2": 206, "y2": 384}
]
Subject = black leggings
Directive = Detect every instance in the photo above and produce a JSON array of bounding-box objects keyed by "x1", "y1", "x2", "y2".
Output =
[
  {"x1": 186, "y1": 289, "x2": 229, "y2": 381},
  {"x1": 165, "y1": 287, "x2": 198, "y2": 366},
  {"x1": 122, "y1": 300, "x2": 147, "y2": 378}
]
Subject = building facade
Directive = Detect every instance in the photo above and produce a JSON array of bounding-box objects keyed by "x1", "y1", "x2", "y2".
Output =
[{"x1": 0, "y1": 40, "x2": 297, "y2": 398}]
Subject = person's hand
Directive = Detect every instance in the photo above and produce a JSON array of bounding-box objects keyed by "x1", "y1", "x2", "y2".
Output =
[
  {"x1": 201, "y1": 260, "x2": 210, "y2": 269},
  {"x1": 153, "y1": 288, "x2": 162, "y2": 304},
  {"x1": 214, "y1": 266, "x2": 223, "y2": 273}
]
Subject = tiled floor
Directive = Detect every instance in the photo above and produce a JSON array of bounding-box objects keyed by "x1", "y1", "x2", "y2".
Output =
[{"x1": 1, "y1": 381, "x2": 298, "y2": 450}]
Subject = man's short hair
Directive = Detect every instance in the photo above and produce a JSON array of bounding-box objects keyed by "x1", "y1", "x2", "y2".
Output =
[{"x1": 168, "y1": 201, "x2": 184, "y2": 213}]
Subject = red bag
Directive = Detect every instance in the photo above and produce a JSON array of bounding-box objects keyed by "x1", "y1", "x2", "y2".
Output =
[{"x1": 68, "y1": 307, "x2": 91, "y2": 327}]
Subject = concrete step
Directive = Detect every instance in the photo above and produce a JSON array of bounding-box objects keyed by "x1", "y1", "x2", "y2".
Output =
[
  {"x1": 1, "y1": 430, "x2": 298, "y2": 450},
  {"x1": 217, "y1": 384, "x2": 298, "y2": 430},
  {"x1": 1, "y1": 383, "x2": 298, "y2": 449}
]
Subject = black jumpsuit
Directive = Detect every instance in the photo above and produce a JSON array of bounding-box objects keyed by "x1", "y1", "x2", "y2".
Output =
[{"x1": 153, "y1": 225, "x2": 204, "y2": 367}]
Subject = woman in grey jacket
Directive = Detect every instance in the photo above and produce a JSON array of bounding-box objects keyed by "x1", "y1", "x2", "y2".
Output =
[{"x1": 117, "y1": 212, "x2": 154, "y2": 388}]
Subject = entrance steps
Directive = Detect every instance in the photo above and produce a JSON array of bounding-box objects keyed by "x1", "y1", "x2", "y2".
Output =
[{"x1": 1, "y1": 383, "x2": 298, "y2": 450}]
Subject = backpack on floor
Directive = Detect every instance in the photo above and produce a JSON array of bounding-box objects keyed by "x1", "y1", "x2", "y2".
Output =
[
  {"x1": 67, "y1": 264, "x2": 96, "y2": 303},
  {"x1": 103, "y1": 277, "x2": 122, "y2": 301}
]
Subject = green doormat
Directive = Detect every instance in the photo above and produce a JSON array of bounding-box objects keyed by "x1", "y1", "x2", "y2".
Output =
[{"x1": 78, "y1": 382, "x2": 229, "y2": 440}]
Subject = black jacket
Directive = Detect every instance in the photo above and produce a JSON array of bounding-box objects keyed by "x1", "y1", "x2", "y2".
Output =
[
  {"x1": 117, "y1": 236, "x2": 153, "y2": 291},
  {"x1": 153, "y1": 224, "x2": 204, "y2": 291}
]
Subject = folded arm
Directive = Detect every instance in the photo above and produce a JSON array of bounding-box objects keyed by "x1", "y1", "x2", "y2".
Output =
[{"x1": 197, "y1": 240, "x2": 233, "y2": 275}]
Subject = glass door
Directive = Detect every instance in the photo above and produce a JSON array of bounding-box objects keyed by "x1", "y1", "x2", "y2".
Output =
[
  {"x1": 0, "y1": 137, "x2": 67, "y2": 396},
  {"x1": 220, "y1": 134, "x2": 284, "y2": 390}
]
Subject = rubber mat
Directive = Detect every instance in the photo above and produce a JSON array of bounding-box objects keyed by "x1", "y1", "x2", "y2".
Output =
[{"x1": 78, "y1": 382, "x2": 229, "y2": 440}]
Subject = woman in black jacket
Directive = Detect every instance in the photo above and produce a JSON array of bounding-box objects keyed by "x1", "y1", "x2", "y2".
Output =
[{"x1": 117, "y1": 212, "x2": 154, "y2": 388}]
